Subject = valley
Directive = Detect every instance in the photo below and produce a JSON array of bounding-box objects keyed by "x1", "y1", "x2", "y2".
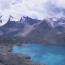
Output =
[{"x1": 0, "y1": 16, "x2": 65, "y2": 65}]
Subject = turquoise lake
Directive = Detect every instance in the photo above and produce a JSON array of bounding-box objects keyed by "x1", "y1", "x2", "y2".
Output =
[{"x1": 13, "y1": 43, "x2": 65, "y2": 65}]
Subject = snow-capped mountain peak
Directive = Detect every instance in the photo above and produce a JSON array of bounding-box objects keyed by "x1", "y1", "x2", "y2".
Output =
[{"x1": 9, "y1": 15, "x2": 20, "y2": 22}]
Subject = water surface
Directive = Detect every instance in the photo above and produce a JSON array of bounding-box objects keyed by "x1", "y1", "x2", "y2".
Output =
[{"x1": 13, "y1": 43, "x2": 65, "y2": 65}]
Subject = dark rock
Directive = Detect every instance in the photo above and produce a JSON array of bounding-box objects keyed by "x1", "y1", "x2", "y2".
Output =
[{"x1": 24, "y1": 55, "x2": 31, "y2": 59}]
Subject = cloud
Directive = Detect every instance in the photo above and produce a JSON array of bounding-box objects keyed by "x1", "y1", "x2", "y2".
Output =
[
  {"x1": 0, "y1": 0, "x2": 12, "y2": 9},
  {"x1": 0, "y1": 0, "x2": 65, "y2": 25}
]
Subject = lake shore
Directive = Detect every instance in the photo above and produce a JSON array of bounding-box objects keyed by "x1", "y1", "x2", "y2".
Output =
[{"x1": 0, "y1": 44, "x2": 45, "y2": 65}]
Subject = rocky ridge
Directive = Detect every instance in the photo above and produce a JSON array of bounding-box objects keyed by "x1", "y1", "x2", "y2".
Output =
[{"x1": 0, "y1": 17, "x2": 65, "y2": 45}]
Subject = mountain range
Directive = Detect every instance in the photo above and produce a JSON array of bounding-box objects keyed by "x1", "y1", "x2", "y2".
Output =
[{"x1": 0, "y1": 16, "x2": 65, "y2": 45}]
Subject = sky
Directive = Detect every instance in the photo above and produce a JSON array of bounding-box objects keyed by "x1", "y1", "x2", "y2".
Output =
[{"x1": 0, "y1": 0, "x2": 65, "y2": 24}]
